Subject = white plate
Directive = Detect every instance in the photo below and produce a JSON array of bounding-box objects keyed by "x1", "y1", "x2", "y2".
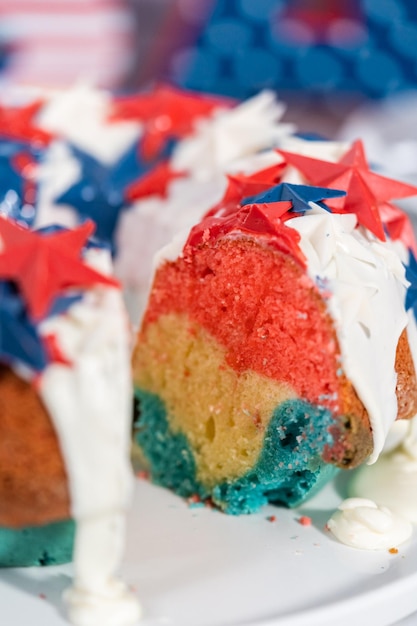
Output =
[{"x1": 1, "y1": 474, "x2": 417, "y2": 626}]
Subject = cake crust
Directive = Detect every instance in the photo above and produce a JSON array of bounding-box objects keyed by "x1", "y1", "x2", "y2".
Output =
[{"x1": 0, "y1": 365, "x2": 70, "y2": 528}]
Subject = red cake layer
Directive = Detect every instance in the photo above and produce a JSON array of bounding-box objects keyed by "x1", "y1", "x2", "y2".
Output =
[{"x1": 143, "y1": 236, "x2": 343, "y2": 414}]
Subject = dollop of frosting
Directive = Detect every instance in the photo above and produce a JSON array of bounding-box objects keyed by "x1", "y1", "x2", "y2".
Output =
[
  {"x1": 65, "y1": 579, "x2": 141, "y2": 626},
  {"x1": 327, "y1": 498, "x2": 412, "y2": 550}
]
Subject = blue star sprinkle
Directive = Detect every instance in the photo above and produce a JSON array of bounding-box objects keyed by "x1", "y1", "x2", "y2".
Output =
[
  {"x1": 242, "y1": 182, "x2": 346, "y2": 214},
  {"x1": 0, "y1": 281, "x2": 48, "y2": 372},
  {"x1": 405, "y1": 250, "x2": 417, "y2": 320},
  {"x1": 54, "y1": 138, "x2": 171, "y2": 249},
  {"x1": 0, "y1": 139, "x2": 43, "y2": 227}
]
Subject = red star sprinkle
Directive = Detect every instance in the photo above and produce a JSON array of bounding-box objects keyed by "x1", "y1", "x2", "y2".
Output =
[
  {"x1": 0, "y1": 217, "x2": 118, "y2": 320},
  {"x1": 278, "y1": 140, "x2": 417, "y2": 240},
  {"x1": 111, "y1": 84, "x2": 233, "y2": 160},
  {"x1": 239, "y1": 202, "x2": 293, "y2": 233},
  {"x1": 226, "y1": 162, "x2": 286, "y2": 201},
  {"x1": 0, "y1": 100, "x2": 53, "y2": 147},
  {"x1": 379, "y1": 202, "x2": 417, "y2": 254},
  {"x1": 206, "y1": 162, "x2": 286, "y2": 218},
  {"x1": 185, "y1": 201, "x2": 305, "y2": 266},
  {"x1": 125, "y1": 161, "x2": 186, "y2": 202}
]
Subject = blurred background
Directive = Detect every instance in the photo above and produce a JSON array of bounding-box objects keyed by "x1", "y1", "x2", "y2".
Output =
[{"x1": 1, "y1": 0, "x2": 417, "y2": 178}]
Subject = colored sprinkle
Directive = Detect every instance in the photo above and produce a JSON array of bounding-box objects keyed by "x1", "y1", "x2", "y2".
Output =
[
  {"x1": 187, "y1": 494, "x2": 204, "y2": 508},
  {"x1": 266, "y1": 515, "x2": 276, "y2": 522},
  {"x1": 298, "y1": 516, "x2": 312, "y2": 527},
  {"x1": 39, "y1": 593, "x2": 47, "y2": 600},
  {"x1": 389, "y1": 547, "x2": 399, "y2": 555},
  {"x1": 136, "y1": 470, "x2": 150, "y2": 480}
]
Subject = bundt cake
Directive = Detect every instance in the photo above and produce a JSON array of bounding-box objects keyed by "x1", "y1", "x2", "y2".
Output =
[{"x1": 0, "y1": 215, "x2": 140, "y2": 624}]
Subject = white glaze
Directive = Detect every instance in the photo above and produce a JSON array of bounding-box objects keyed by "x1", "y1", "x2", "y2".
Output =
[
  {"x1": 287, "y1": 206, "x2": 409, "y2": 462},
  {"x1": 38, "y1": 247, "x2": 140, "y2": 624},
  {"x1": 327, "y1": 497, "x2": 412, "y2": 550}
]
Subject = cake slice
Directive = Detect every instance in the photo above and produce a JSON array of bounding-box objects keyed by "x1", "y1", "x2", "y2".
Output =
[
  {"x1": 132, "y1": 170, "x2": 417, "y2": 515},
  {"x1": 0, "y1": 216, "x2": 140, "y2": 624}
]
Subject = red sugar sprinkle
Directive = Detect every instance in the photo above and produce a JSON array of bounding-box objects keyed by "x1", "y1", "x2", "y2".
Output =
[
  {"x1": 39, "y1": 593, "x2": 47, "y2": 600},
  {"x1": 136, "y1": 470, "x2": 150, "y2": 480},
  {"x1": 187, "y1": 494, "x2": 201, "y2": 504},
  {"x1": 266, "y1": 515, "x2": 276, "y2": 523},
  {"x1": 298, "y1": 516, "x2": 312, "y2": 527}
]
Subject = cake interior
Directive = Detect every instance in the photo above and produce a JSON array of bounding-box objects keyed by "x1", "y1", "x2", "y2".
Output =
[{"x1": 133, "y1": 237, "x2": 369, "y2": 513}]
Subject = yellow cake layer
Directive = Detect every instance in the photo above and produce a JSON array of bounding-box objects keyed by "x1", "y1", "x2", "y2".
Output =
[{"x1": 133, "y1": 312, "x2": 297, "y2": 487}]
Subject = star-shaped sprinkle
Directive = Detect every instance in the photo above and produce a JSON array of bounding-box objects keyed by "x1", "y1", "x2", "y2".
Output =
[
  {"x1": 110, "y1": 84, "x2": 232, "y2": 161},
  {"x1": 185, "y1": 202, "x2": 305, "y2": 266},
  {"x1": 227, "y1": 163, "x2": 285, "y2": 200},
  {"x1": 0, "y1": 217, "x2": 117, "y2": 320},
  {"x1": 379, "y1": 202, "x2": 417, "y2": 254},
  {"x1": 205, "y1": 162, "x2": 285, "y2": 219},
  {"x1": 405, "y1": 251, "x2": 417, "y2": 319},
  {"x1": 241, "y1": 182, "x2": 346, "y2": 215},
  {"x1": 125, "y1": 160, "x2": 186, "y2": 202},
  {"x1": 55, "y1": 142, "x2": 150, "y2": 246},
  {"x1": 278, "y1": 140, "x2": 417, "y2": 240},
  {"x1": 0, "y1": 100, "x2": 53, "y2": 147},
  {"x1": 0, "y1": 281, "x2": 48, "y2": 371},
  {"x1": 0, "y1": 139, "x2": 42, "y2": 227}
]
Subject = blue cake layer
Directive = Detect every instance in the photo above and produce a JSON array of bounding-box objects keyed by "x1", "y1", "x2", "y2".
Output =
[
  {"x1": 134, "y1": 389, "x2": 338, "y2": 514},
  {"x1": 0, "y1": 520, "x2": 75, "y2": 567}
]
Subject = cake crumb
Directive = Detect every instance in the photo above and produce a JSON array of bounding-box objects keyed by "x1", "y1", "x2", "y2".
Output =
[
  {"x1": 389, "y1": 547, "x2": 399, "y2": 554},
  {"x1": 187, "y1": 494, "x2": 204, "y2": 508},
  {"x1": 298, "y1": 515, "x2": 312, "y2": 527}
]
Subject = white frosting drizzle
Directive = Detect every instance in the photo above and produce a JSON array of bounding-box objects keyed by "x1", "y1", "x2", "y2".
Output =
[
  {"x1": 327, "y1": 497, "x2": 412, "y2": 550},
  {"x1": 286, "y1": 206, "x2": 409, "y2": 462},
  {"x1": 38, "y1": 247, "x2": 140, "y2": 624}
]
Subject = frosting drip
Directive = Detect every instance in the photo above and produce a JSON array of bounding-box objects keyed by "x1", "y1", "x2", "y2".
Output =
[
  {"x1": 38, "y1": 247, "x2": 140, "y2": 624},
  {"x1": 327, "y1": 497, "x2": 412, "y2": 550}
]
